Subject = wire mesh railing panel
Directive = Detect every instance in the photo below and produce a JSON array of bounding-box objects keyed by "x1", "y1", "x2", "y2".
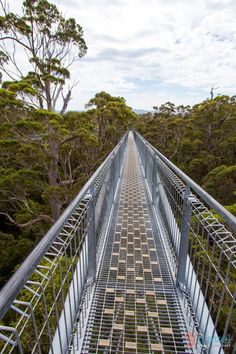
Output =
[
  {"x1": 0, "y1": 133, "x2": 128, "y2": 354},
  {"x1": 185, "y1": 198, "x2": 236, "y2": 354},
  {"x1": 0, "y1": 200, "x2": 89, "y2": 354},
  {"x1": 134, "y1": 131, "x2": 236, "y2": 354}
]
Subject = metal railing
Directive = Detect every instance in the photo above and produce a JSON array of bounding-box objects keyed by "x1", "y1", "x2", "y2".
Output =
[
  {"x1": 134, "y1": 131, "x2": 236, "y2": 354},
  {"x1": 0, "y1": 133, "x2": 128, "y2": 354}
]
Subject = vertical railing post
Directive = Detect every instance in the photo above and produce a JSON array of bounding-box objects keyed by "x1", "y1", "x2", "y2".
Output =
[
  {"x1": 111, "y1": 153, "x2": 116, "y2": 201},
  {"x1": 144, "y1": 143, "x2": 148, "y2": 178},
  {"x1": 177, "y1": 185, "x2": 192, "y2": 288},
  {"x1": 118, "y1": 142, "x2": 121, "y2": 178},
  {"x1": 151, "y1": 152, "x2": 157, "y2": 204},
  {"x1": 87, "y1": 182, "x2": 96, "y2": 284}
]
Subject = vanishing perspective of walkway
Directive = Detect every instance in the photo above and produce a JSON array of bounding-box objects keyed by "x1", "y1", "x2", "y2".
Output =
[
  {"x1": 80, "y1": 133, "x2": 189, "y2": 352},
  {"x1": 0, "y1": 131, "x2": 235, "y2": 354}
]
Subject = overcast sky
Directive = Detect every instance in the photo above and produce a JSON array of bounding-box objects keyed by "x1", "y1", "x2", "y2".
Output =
[{"x1": 6, "y1": 0, "x2": 236, "y2": 110}]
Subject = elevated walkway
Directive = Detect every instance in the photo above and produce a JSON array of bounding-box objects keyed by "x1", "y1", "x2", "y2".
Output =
[{"x1": 77, "y1": 133, "x2": 190, "y2": 353}]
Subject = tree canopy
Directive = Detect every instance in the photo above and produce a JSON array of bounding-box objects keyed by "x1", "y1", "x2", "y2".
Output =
[
  {"x1": 0, "y1": 87, "x2": 137, "y2": 287},
  {"x1": 136, "y1": 95, "x2": 236, "y2": 211},
  {"x1": 0, "y1": 0, "x2": 87, "y2": 112},
  {"x1": 0, "y1": 0, "x2": 89, "y2": 222}
]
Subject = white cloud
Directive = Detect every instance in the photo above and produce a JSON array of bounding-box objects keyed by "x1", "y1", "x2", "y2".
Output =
[{"x1": 2, "y1": 0, "x2": 236, "y2": 109}]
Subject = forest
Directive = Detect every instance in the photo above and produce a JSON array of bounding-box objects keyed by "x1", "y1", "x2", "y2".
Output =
[
  {"x1": 0, "y1": 0, "x2": 235, "y2": 293},
  {"x1": 1, "y1": 92, "x2": 236, "y2": 289},
  {"x1": 0, "y1": 88, "x2": 137, "y2": 287}
]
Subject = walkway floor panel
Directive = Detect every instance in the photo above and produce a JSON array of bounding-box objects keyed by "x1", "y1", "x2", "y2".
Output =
[{"x1": 80, "y1": 133, "x2": 191, "y2": 353}]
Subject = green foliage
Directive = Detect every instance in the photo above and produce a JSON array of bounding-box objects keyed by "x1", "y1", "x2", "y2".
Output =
[
  {"x1": 85, "y1": 91, "x2": 137, "y2": 151},
  {"x1": 0, "y1": 232, "x2": 34, "y2": 286},
  {"x1": 202, "y1": 165, "x2": 236, "y2": 205},
  {"x1": 136, "y1": 95, "x2": 236, "y2": 210},
  {"x1": 0, "y1": 88, "x2": 25, "y2": 109},
  {"x1": 225, "y1": 203, "x2": 236, "y2": 216}
]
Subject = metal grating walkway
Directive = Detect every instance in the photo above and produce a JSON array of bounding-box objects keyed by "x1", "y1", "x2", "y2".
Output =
[{"x1": 80, "y1": 132, "x2": 191, "y2": 353}]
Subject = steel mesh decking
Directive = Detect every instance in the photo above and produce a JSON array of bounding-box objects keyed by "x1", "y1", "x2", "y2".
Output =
[{"x1": 79, "y1": 133, "x2": 191, "y2": 353}]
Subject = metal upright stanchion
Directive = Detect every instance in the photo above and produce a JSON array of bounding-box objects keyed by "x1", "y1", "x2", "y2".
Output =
[
  {"x1": 87, "y1": 183, "x2": 96, "y2": 283},
  {"x1": 176, "y1": 185, "x2": 192, "y2": 288}
]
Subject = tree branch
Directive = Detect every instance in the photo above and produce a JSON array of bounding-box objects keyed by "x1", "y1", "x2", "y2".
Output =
[
  {"x1": 217, "y1": 115, "x2": 231, "y2": 127},
  {"x1": 0, "y1": 211, "x2": 54, "y2": 227},
  {"x1": 0, "y1": 36, "x2": 31, "y2": 51},
  {"x1": 59, "y1": 179, "x2": 74, "y2": 186},
  {"x1": 60, "y1": 89, "x2": 71, "y2": 114},
  {"x1": 59, "y1": 134, "x2": 80, "y2": 146}
]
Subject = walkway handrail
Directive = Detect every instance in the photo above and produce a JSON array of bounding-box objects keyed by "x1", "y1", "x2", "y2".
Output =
[
  {"x1": 134, "y1": 131, "x2": 236, "y2": 233},
  {"x1": 0, "y1": 132, "x2": 128, "y2": 353},
  {"x1": 134, "y1": 130, "x2": 236, "y2": 354}
]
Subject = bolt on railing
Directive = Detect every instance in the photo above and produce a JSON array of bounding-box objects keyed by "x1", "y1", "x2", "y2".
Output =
[
  {"x1": 0, "y1": 133, "x2": 128, "y2": 354},
  {"x1": 134, "y1": 131, "x2": 236, "y2": 354}
]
